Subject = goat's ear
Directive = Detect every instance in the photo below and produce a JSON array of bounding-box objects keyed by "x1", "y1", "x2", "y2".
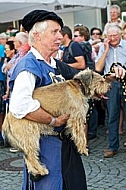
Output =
[{"x1": 74, "y1": 70, "x2": 93, "y2": 87}]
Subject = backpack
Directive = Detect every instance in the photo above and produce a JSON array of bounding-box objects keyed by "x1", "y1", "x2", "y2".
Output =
[{"x1": 68, "y1": 41, "x2": 95, "y2": 70}]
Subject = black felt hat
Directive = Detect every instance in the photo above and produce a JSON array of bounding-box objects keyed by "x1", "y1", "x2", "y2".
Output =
[{"x1": 22, "y1": 9, "x2": 64, "y2": 32}]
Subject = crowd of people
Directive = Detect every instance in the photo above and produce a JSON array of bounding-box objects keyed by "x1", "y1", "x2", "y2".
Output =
[
  {"x1": 54, "y1": 4, "x2": 126, "y2": 157},
  {"x1": 0, "y1": 3, "x2": 126, "y2": 190},
  {"x1": 0, "y1": 27, "x2": 30, "y2": 152}
]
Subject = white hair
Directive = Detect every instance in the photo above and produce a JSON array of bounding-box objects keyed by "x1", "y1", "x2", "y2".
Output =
[
  {"x1": 106, "y1": 23, "x2": 122, "y2": 34},
  {"x1": 15, "y1": 32, "x2": 28, "y2": 44},
  {"x1": 110, "y1": 5, "x2": 121, "y2": 14},
  {"x1": 28, "y1": 21, "x2": 48, "y2": 46}
]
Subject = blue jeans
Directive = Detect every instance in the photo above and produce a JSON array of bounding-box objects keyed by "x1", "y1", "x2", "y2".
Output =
[{"x1": 106, "y1": 81, "x2": 122, "y2": 151}]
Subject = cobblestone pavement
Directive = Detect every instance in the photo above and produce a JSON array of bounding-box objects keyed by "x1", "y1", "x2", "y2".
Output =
[
  {"x1": 83, "y1": 123, "x2": 126, "y2": 190},
  {"x1": 0, "y1": 123, "x2": 126, "y2": 190}
]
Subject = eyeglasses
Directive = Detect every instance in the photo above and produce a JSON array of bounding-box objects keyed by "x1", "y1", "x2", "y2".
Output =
[
  {"x1": 92, "y1": 33, "x2": 101, "y2": 35},
  {"x1": 74, "y1": 35, "x2": 80, "y2": 38}
]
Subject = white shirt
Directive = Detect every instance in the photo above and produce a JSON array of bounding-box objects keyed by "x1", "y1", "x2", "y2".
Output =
[
  {"x1": 9, "y1": 47, "x2": 56, "y2": 119},
  {"x1": 96, "y1": 39, "x2": 126, "y2": 75}
]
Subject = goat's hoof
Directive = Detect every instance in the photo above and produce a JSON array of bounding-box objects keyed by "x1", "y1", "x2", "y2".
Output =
[{"x1": 30, "y1": 173, "x2": 46, "y2": 182}]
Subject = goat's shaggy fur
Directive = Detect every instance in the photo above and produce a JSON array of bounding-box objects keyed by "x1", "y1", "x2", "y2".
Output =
[{"x1": 2, "y1": 69, "x2": 111, "y2": 177}]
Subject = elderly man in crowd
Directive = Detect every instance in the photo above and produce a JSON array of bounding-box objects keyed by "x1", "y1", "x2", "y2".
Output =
[{"x1": 96, "y1": 23, "x2": 126, "y2": 158}]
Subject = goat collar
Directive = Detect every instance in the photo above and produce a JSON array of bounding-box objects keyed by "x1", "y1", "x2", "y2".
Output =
[{"x1": 74, "y1": 79, "x2": 85, "y2": 95}]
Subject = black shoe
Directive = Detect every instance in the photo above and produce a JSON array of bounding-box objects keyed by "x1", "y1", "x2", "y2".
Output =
[
  {"x1": 30, "y1": 173, "x2": 44, "y2": 182},
  {"x1": 87, "y1": 134, "x2": 97, "y2": 140}
]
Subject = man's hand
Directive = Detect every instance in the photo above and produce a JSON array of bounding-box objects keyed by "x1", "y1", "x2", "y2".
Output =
[
  {"x1": 54, "y1": 114, "x2": 70, "y2": 127},
  {"x1": 113, "y1": 65, "x2": 126, "y2": 79},
  {"x1": 105, "y1": 65, "x2": 126, "y2": 82},
  {"x1": 104, "y1": 38, "x2": 110, "y2": 53}
]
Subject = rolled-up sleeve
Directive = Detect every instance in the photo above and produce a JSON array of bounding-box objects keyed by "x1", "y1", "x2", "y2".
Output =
[{"x1": 9, "y1": 71, "x2": 40, "y2": 119}]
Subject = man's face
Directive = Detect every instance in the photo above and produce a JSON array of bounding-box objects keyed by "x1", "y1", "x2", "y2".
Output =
[
  {"x1": 110, "y1": 8, "x2": 119, "y2": 20},
  {"x1": 107, "y1": 29, "x2": 121, "y2": 47},
  {"x1": 73, "y1": 31, "x2": 84, "y2": 42},
  {"x1": 14, "y1": 36, "x2": 22, "y2": 50},
  {"x1": 40, "y1": 20, "x2": 63, "y2": 53}
]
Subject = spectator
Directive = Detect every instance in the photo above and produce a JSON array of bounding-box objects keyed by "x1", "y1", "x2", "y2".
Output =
[
  {"x1": 2, "y1": 32, "x2": 30, "y2": 100},
  {"x1": 116, "y1": 23, "x2": 126, "y2": 136},
  {"x1": 6, "y1": 26, "x2": 15, "y2": 35},
  {"x1": 2, "y1": 32, "x2": 29, "y2": 149},
  {"x1": 2, "y1": 40, "x2": 16, "y2": 101},
  {"x1": 89, "y1": 27, "x2": 103, "y2": 55},
  {"x1": 60, "y1": 25, "x2": 86, "y2": 69},
  {"x1": 2, "y1": 32, "x2": 30, "y2": 152},
  {"x1": 122, "y1": 23, "x2": 126, "y2": 40},
  {"x1": 73, "y1": 25, "x2": 98, "y2": 141},
  {"x1": 103, "y1": 4, "x2": 125, "y2": 36},
  {"x1": 89, "y1": 27, "x2": 106, "y2": 128},
  {"x1": 104, "y1": 4, "x2": 125, "y2": 136},
  {"x1": 73, "y1": 25, "x2": 96, "y2": 66},
  {"x1": 73, "y1": 26, "x2": 90, "y2": 42},
  {"x1": 0, "y1": 32, "x2": 8, "y2": 146},
  {"x1": 95, "y1": 23, "x2": 126, "y2": 158}
]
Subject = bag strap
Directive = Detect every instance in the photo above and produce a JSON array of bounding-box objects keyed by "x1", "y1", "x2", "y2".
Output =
[{"x1": 68, "y1": 41, "x2": 75, "y2": 58}]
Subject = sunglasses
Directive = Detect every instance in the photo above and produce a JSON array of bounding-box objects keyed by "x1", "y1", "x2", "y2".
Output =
[
  {"x1": 92, "y1": 33, "x2": 101, "y2": 35},
  {"x1": 74, "y1": 35, "x2": 80, "y2": 38},
  {"x1": 74, "y1": 23, "x2": 83, "y2": 27}
]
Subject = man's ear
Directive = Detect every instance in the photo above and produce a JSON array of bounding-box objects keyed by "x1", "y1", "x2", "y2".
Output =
[{"x1": 33, "y1": 32, "x2": 41, "y2": 41}]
